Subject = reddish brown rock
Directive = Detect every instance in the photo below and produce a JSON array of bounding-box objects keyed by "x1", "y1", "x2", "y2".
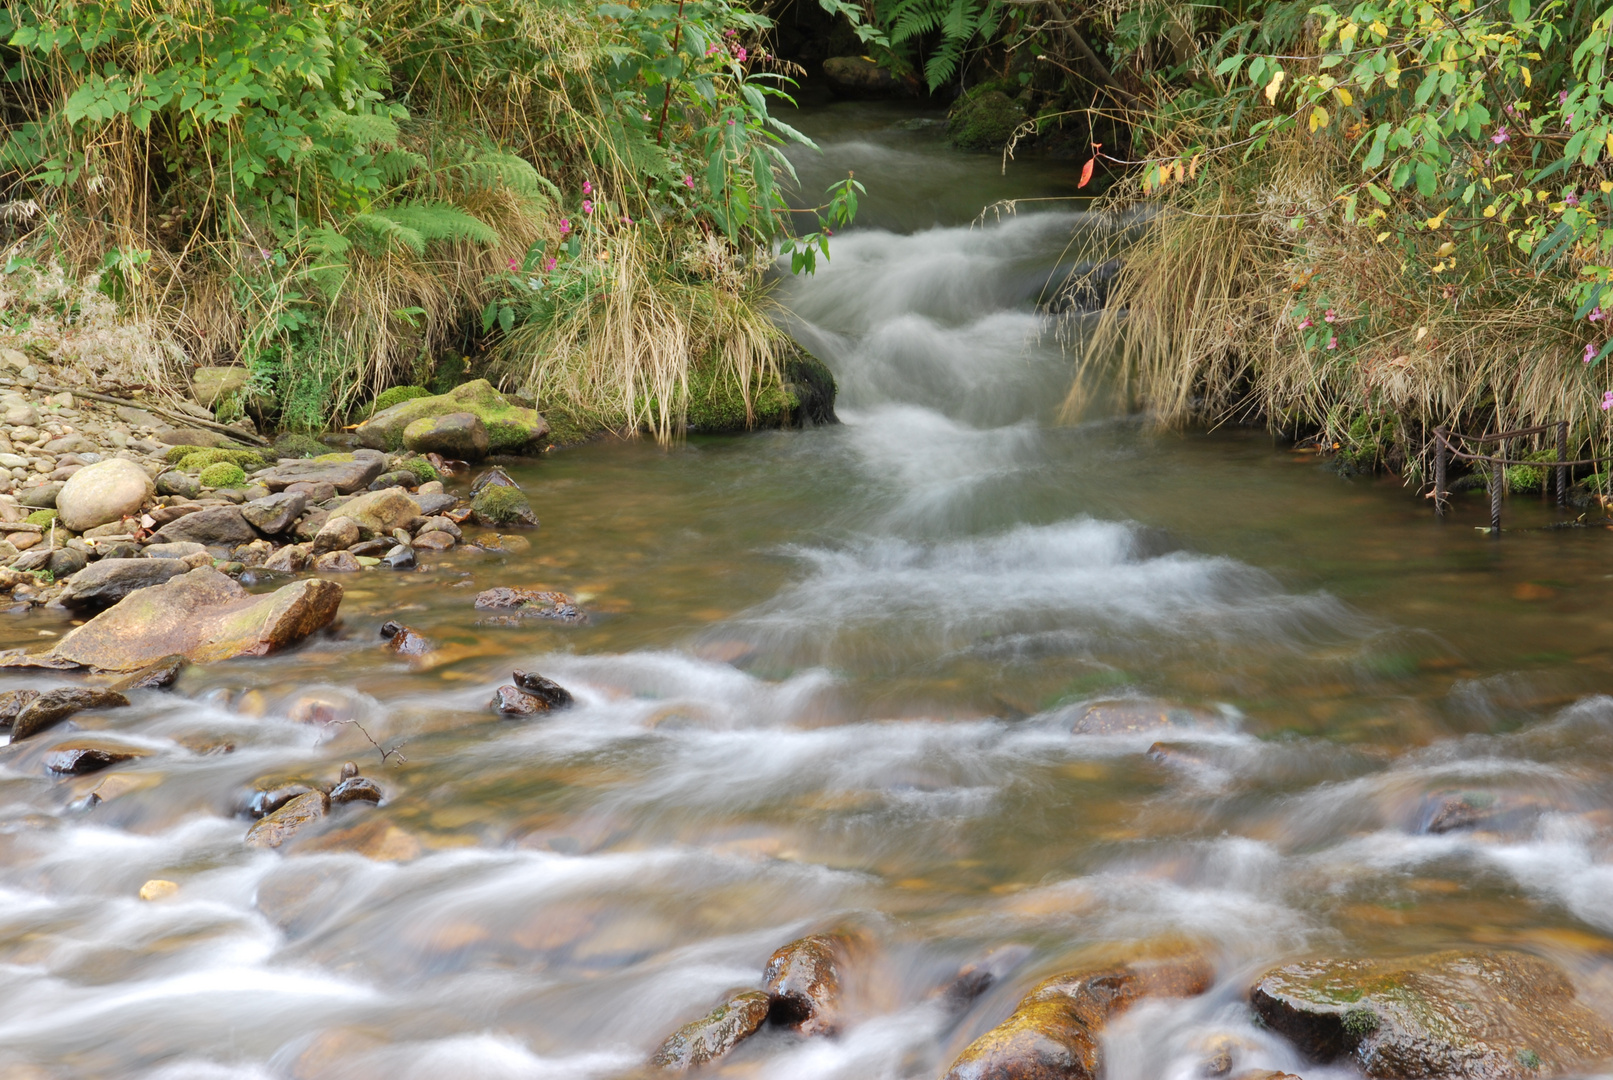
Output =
[
  {"x1": 492, "y1": 685, "x2": 553, "y2": 715},
  {"x1": 651, "y1": 990, "x2": 772, "y2": 1072},
  {"x1": 245, "y1": 789, "x2": 330, "y2": 848},
  {"x1": 413, "y1": 530, "x2": 456, "y2": 552},
  {"x1": 12, "y1": 688, "x2": 131, "y2": 740},
  {"x1": 1251, "y1": 951, "x2": 1613, "y2": 1080},
  {"x1": 942, "y1": 952, "x2": 1214, "y2": 1080},
  {"x1": 380, "y1": 621, "x2": 433, "y2": 656},
  {"x1": 0, "y1": 687, "x2": 41, "y2": 727},
  {"x1": 44, "y1": 739, "x2": 152, "y2": 775},
  {"x1": 109, "y1": 654, "x2": 188, "y2": 692},
  {"x1": 43, "y1": 568, "x2": 342, "y2": 672},
  {"x1": 764, "y1": 933, "x2": 857, "y2": 1037},
  {"x1": 313, "y1": 549, "x2": 361, "y2": 572}
]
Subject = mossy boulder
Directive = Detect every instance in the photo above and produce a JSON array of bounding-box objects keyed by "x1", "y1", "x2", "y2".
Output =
[
  {"x1": 403, "y1": 411, "x2": 490, "y2": 460},
  {"x1": 164, "y1": 443, "x2": 258, "y2": 466},
  {"x1": 272, "y1": 432, "x2": 329, "y2": 459},
  {"x1": 395, "y1": 457, "x2": 440, "y2": 485},
  {"x1": 173, "y1": 447, "x2": 267, "y2": 472},
  {"x1": 471, "y1": 484, "x2": 539, "y2": 527},
  {"x1": 199, "y1": 461, "x2": 246, "y2": 489},
  {"x1": 683, "y1": 349, "x2": 838, "y2": 433},
  {"x1": 26, "y1": 508, "x2": 58, "y2": 527},
  {"x1": 355, "y1": 379, "x2": 548, "y2": 454},
  {"x1": 372, "y1": 385, "x2": 432, "y2": 413},
  {"x1": 948, "y1": 89, "x2": 1028, "y2": 151}
]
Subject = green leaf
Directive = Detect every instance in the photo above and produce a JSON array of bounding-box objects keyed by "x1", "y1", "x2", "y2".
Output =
[{"x1": 1363, "y1": 123, "x2": 1391, "y2": 169}]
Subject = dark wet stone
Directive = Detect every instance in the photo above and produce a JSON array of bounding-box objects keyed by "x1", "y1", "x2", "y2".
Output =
[
  {"x1": 414, "y1": 492, "x2": 459, "y2": 517},
  {"x1": 1418, "y1": 789, "x2": 1551, "y2": 836},
  {"x1": 330, "y1": 776, "x2": 383, "y2": 805},
  {"x1": 469, "y1": 466, "x2": 517, "y2": 494},
  {"x1": 151, "y1": 505, "x2": 259, "y2": 546},
  {"x1": 473, "y1": 587, "x2": 586, "y2": 624},
  {"x1": 60, "y1": 558, "x2": 189, "y2": 612},
  {"x1": 380, "y1": 621, "x2": 432, "y2": 656},
  {"x1": 651, "y1": 990, "x2": 772, "y2": 1072},
  {"x1": 1073, "y1": 701, "x2": 1224, "y2": 736},
  {"x1": 245, "y1": 789, "x2": 330, "y2": 848},
  {"x1": 237, "y1": 568, "x2": 296, "y2": 589},
  {"x1": 348, "y1": 538, "x2": 392, "y2": 557},
  {"x1": 492, "y1": 685, "x2": 553, "y2": 715},
  {"x1": 44, "y1": 739, "x2": 151, "y2": 775},
  {"x1": 0, "y1": 688, "x2": 41, "y2": 727},
  {"x1": 512, "y1": 670, "x2": 574, "y2": 709},
  {"x1": 943, "y1": 952, "x2": 1214, "y2": 1080},
  {"x1": 108, "y1": 654, "x2": 188, "y2": 692},
  {"x1": 243, "y1": 777, "x2": 324, "y2": 818},
  {"x1": 764, "y1": 933, "x2": 856, "y2": 1037},
  {"x1": 12, "y1": 688, "x2": 131, "y2": 740},
  {"x1": 941, "y1": 944, "x2": 1034, "y2": 1013},
  {"x1": 1250, "y1": 951, "x2": 1613, "y2": 1080},
  {"x1": 381, "y1": 544, "x2": 416, "y2": 569},
  {"x1": 48, "y1": 547, "x2": 89, "y2": 578}
]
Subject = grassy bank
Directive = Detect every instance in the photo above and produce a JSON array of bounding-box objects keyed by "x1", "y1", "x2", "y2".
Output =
[{"x1": 0, "y1": 0, "x2": 859, "y2": 442}]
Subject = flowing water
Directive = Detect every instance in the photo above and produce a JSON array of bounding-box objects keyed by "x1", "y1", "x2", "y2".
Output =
[{"x1": 7, "y1": 102, "x2": 1613, "y2": 1079}]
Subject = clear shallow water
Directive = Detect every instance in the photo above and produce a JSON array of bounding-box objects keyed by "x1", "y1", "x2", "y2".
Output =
[{"x1": 5, "y1": 106, "x2": 1613, "y2": 1079}]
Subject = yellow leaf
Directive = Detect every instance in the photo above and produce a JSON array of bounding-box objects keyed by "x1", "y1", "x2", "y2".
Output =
[
  {"x1": 1309, "y1": 106, "x2": 1330, "y2": 132},
  {"x1": 1522, "y1": 66, "x2": 1531, "y2": 87},
  {"x1": 1415, "y1": 326, "x2": 1429, "y2": 341},
  {"x1": 1159, "y1": 163, "x2": 1171, "y2": 187},
  {"x1": 1483, "y1": 204, "x2": 1498, "y2": 217},
  {"x1": 1376, "y1": 231, "x2": 1391, "y2": 242},
  {"x1": 1602, "y1": 181, "x2": 1613, "y2": 193},
  {"x1": 1437, "y1": 240, "x2": 1455, "y2": 256},
  {"x1": 1371, "y1": 20, "x2": 1388, "y2": 34},
  {"x1": 1340, "y1": 22, "x2": 1359, "y2": 43},
  {"x1": 1337, "y1": 87, "x2": 1354, "y2": 107},
  {"x1": 1538, "y1": 190, "x2": 1549, "y2": 201},
  {"x1": 1173, "y1": 160, "x2": 1185, "y2": 183},
  {"x1": 1265, "y1": 69, "x2": 1286, "y2": 104},
  {"x1": 1426, "y1": 208, "x2": 1449, "y2": 229},
  {"x1": 1189, "y1": 153, "x2": 1201, "y2": 179},
  {"x1": 1606, "y1": 131, "x2": 1613, "y2": 156}
]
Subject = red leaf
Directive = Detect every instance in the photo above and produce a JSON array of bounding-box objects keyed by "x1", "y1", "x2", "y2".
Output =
[{"x1": 1079, "y1": 157, "x2": 1095, "y2": 188}]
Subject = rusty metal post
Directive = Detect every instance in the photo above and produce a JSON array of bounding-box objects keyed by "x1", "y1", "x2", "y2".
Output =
[
  {"x1": 1489, "y1": 441, "x2": 1505, "y2": 535},
  {"x1": 1434, "y1": 431, "x2": 1448, "y2": 517},
  {"x1": 1557, "y1": 420, "x2": 1568, "y2": 508}
]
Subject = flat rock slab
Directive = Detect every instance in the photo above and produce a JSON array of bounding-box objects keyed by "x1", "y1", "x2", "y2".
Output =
[
  {"x1": 1250, "y1": 951, "x2": 1613, "y2": 1080},
  {"x1": 43, "y1": 567, "x2": 343, "y2": 672},
  {"x1": 150, "y1": 505, "x2": 258, "y2": 546},
  {"x1": 12, "y1": 688, "x2": 131, "y2": 740},
  {"x1": 44, "y1": 739, "x2": 152, "y2": 775},
  {"x1": 258, "y1": 456, "x2": 385, "y2": 495},
  {"x1": 1073, "y1": 701, "x2": 1225, "y2": 736},
  {"x1": 60, "y1": 558, "x2": 189, "y2": 611},
  {"x1": 245, "y1": 789, "x2": 330, "y2": 849},
  {"x1": 651, "y1": 990, "x2": 772, "y2": 1071},
  {"x1": 943, "y1": 952, "x2": 1214, "y2": 1080}
]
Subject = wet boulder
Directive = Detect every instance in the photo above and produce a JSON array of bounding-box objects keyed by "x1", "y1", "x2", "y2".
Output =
[
  {"x1": 44, "y1": 739, "x2": 151, "y2": 775},
  {"x1": 650, "y1": 990, "x2": 772, "y2": 1072},
  {"x1": 947, "y1": 89, "x2": 1028, "y2": 152},
  {"x1": 334, "y1": 488, "x2": 419, "y2": 536},
  {"x1": 474, "y1": 587, "x2": 586, "y2": 624},
  {"x1": 258, "y1": 453, "x2": 385, "y2": 495},
  {"x1": 380, "y1": 621, "x2": 433, "y2": 656},
  {"x1": 0, "y1": 687, "x2": 41, "y2": 727},
  {"x1": 513, "y1": 669, "x2": 574, "y2": 709},
  {"x1": 764, "y1": 933, "x2": 857, "y2": 1037},
  {"x1": 942, "y1": 952, "x2": 1215, "y2": 1080},
  {"x1": 492, "y1": 684, "x2": 555, "y2": 715},
  {"x1": 331, "y1": 775, "x2": 383, "y2": 805},
  {"x1": 241, "y1": 775, "x2": 327, "y2": 819},
  {"x1": 12, "y1": 687, "x2": 131, "y2": 740},
  {"x1": 59, "y1": 558, "x2": 189, "y2": 612},
  {"x1": 822, "y1": 55, "x2": 910, "y2": 97},
  {"x1": 941, "y1": 944, "x2": 1035, "y2": 1013},
  {"x1": 355, "y1": 379, "x2": 548, "y2": 454},
  {"x1": 55, "y1": 458, "x2": 154, "y2": 532},
  {"x1": 413, "y1": 531, "x2": 456, "y2": 553},
  {"x1": 1251, "y1": 951, "x2": 1613, "y2": 1080},
  {"x1": 403, "y1": 411, "x2": 490, "y2": 460},
  {"x1": 382, "y1": 544, "x2": 416, "y2": 569},
  {"x1": 108, "y1": 654, "x2": 188, "y2": 691},
  {"x1": 245, "y1": 789, "x2": 330, "y2": 848},
  {"x1": 471, "y1": 483, "x2": 539, "y2": 528},
  {"x1": 41, "y1": 567, "x2": 342, "y2": 672}
]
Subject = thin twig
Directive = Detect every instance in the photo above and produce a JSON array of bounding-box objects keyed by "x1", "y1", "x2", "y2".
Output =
[{"x1": 332, "y1": 718, "x2": 410, "y2": 766}]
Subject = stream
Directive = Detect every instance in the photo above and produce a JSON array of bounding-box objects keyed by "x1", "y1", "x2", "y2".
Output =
[{"x1": 5, "y1": 101, "x2": 1613, "y2": 1079}]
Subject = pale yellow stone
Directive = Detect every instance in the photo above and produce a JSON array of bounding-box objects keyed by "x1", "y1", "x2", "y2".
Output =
[{"x1": 139, "y1": 879, "x2": 179, "y2": 901}]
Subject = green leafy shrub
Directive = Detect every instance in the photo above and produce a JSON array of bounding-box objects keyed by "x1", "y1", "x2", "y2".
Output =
[
  {"x1": 199, "y1": 462, "x2": 246, "y2": 489},
  {"x1": 25, "y1": 509, "x2": 58, "y2": 527},
  {"x1": 373, "y1": 386, "x2": 432, "y2": 413},
  {"x1": 176, "y1": 448, "x2": 267, "y2": 472}
]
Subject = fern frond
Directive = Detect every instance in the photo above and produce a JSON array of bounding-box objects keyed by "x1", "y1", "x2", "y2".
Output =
[{"x1": 324, "y1": 111, "x2": 401, "y2": 148}]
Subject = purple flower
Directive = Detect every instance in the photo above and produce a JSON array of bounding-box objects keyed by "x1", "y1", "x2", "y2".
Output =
[
  {"x1": 1505, "y1": 103, "x2": 1517, "y2": 117},
  {"x1": 1592, "y1": 307, "x2": 1605, "y2": 322},
  {"x1": 582, "y1": 199, "x2": 593, "y2": 214},
  {"x1": 560, "y1": 219, "x2": 571, "y2": 234},
  {"x1": 1327, "y1": 335, "x2": 1338, "y2": 350},
  {"x1": 1492, "y1": 126, "x2": 1510, "y2": 145},
  {"x1": 1560, "y1": 89, "x2": 1570, "y2": 104},
  {"x1": 1566, "y1": 191, "x2": 1580, "y2": 207},
  {"x1": 583, "y1": 180, "x2": 593, "y2": 195},
  {"x1": 1587, "y1": 342, "x2": 1599, "y2": 363},
  {"x1": 683, "y1": 174, "x2": 695, "y2": 189},
  {"x1": 1324, "y1": 308, "x2": 1337, "y2": 323},
  {"x1": 1603, "y1": 390, "x2": 1613, "y2": 411}
]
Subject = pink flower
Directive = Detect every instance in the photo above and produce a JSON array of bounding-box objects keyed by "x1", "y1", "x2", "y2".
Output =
[
  {"x1": 735, "y1": 46, "x2": 747, "y2": 62},
  {"x1": 1298, "y1": 316, "x2": 1313, "y2": 330},
  {"x1": 1592, "y1": 308, "x2": 1605, "y2": 322},
  {"x1": 1566, "y1": 191, "x2": 1580, "y2": 206},
  {"x1": 1561, "y1": 90, "x2": 1570, "y2": 104},
  {"x1": 560, "y1": 219, "x2": 571, "y2": 234},
  {"x1": 706, "y1": 43, "x2": 720, "y2": 56},
  {"x1": 1566, "y1": 113, "x2": 1575, "y2": 126},
  {"x1": 583, "y1": 180, "x2": 593, "y2": 195},
  {"x1": 683, "y1": 174, "x2": 695, "y2": 189},
  {"x1": 1492, "y1": 126, "x2": 1510, "y2": 145},
  {"x1": 543, "y1": 257, "x2": 556, "y2": 272},
  {"x1": 1505, "y1": 103, "x2": 1518, "y2": 117},
  {"x1": 1327, "y1": 335, "x2": 1338, "y2": 350},
  {"x1": 582, "y1": 199, "x2": 593, "y2": 214},
  {"x1": 726, "y1": 117, "x2": 735, "y2": 125},
  {"x1": 1587, "y1": 342, "x2": 1599, "y2": 363},
  {"x1": 621, "y1": 215, "x2": 632, "y2": 224},
  {"x1": 1324, "y1": 309, "x2": 1337, "y2": 323},
  {"x1": 1603, "y1": 390, "x2": 1613, "y2": 411},
  {"x1": 508, "y1": 256, "x2": 519, "y2": 271}
]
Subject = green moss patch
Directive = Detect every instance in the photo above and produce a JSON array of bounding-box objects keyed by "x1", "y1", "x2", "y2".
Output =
[
  {"x1": 947, "y1": 89, "x2": 1027, "y2": 151},
  {"x1": 397, "y1": 457, "x2": 440, "y2": 484},
  {"x1": 175, "y1": 447, "x2": 267, "y2": 471},
  {"x1": 470, "y1": 484, "x2": 537, "y2": 525},
  {"x1": 199, "y1": 461, "x2": 246, "y2": 488},
  {"x1": 25, "y1": 508, "x2": 58, "y2": 527},
  {"x1": 272, "y1": 432, "x2": 328, "y2": 459},
  {"x1": 373, "y1": 385, "x2": 431, "y2": 413}
]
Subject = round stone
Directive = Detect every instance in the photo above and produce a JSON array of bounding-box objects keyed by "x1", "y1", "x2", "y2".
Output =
[{"x1": 55, "y1": 458, "x2": 154, "y2": 532}]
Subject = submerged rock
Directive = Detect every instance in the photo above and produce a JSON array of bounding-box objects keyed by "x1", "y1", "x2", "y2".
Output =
[
  {"x1": 380, "y1": 621, "x2": 433, "y2": 656},
  {"x1": 474, "y1": 587, "x2": 585, "y2": 624},
  {"x1": 12, "y1": 687, "x2": 131, "y2": 740},
  {"x1": 245, "y1": 789, "x2": 330, "y2": 848},
  {"x1": 764, "y1": 933, "x2": 856, "y2": 1037},
  {"x1": 513, "y1": 669, "x2": 574, "y2": 709},
  {"x1": 43, "y1": 739, "x2": 151, "y2": 775},
  {"x1": 942, "y1": 952, "x2": 1214, "y2": 1080},
  {"x1": 941, "y1": 944, "x2": 1035, "y2": 1013},
  {"x1": 1250, "y1": 951, "x2": 1613, "y2": 1080},
  {"x1": 1073, "y1": 701, "x2": 1224, "y2": 736},
  {"x1": 330, "y1": 775, "x2": 384, "y2": 805},
  {"x1": 108, "y1": 654, "x2": 189, "y2": 691},
  {"x1": 42, "y1": 567, "x2": 342, "y2": 672},
  {"x1": 650, "y1": 990, "x2": 772, "y2": 1072}
]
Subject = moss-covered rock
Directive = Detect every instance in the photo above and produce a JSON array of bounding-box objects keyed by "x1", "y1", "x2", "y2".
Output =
[
  {"x1": 199, "y1": 462, "x2": 247, "y2": 489},
  {"x1": 947, "y1": 89, "x2": 1028, "y2": 151},
  {"x1": 26, "y1": 508, "x2": 58, "y2": 527},
  {"x1": 272, "y1": 432, "x2": 328, "y2": 459},
  {"x1": 165, "y1": 442, "x2": 251, "y2": 465},
  {"x1": 682, "y1": 348, "x2": 838, "y2": 433},
  {"x1": 174, "y1": 447, "x2": 267, "y2": 472},
  {"x1": 372, "y1": 385, "x2": 432, "y2": 413},
  {"x1": 355, "y1": 379, "x2": 549, "y2": 454},
  {"x1": 395, "y1": 457, "x2": 440, "y2": 485},
  {"x1": 471, "y1": 484, "x2": 539, "y2": 527}
]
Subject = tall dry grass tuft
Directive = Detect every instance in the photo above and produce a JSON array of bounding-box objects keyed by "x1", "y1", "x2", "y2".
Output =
[{"x1": 1063, "y1": 126, "x2": 1607, "y2": 478}]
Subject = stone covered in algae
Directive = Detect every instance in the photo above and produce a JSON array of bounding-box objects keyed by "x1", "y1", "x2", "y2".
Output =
[
  {"x1": 943, "y1": 952, "x2": 1213, "y2": 1080},
  {"x1": 1250, "y1": 951, "x2": 1613, "y2": 1080},
  {"x1": 649, "y1": 990, "x2": 771, "y2": 1071},
  {"x1": 356, "y1": 379, "x2": 549, "y2": 454}
]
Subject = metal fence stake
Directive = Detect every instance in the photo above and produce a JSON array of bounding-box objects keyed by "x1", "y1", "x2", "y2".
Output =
[
  {"x1": 1557, "y1": 420, "x2": 1568, "y2": 508},
  {"x1": 1434, "y1": 432, "x2": 1448, "y2": 517}
]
